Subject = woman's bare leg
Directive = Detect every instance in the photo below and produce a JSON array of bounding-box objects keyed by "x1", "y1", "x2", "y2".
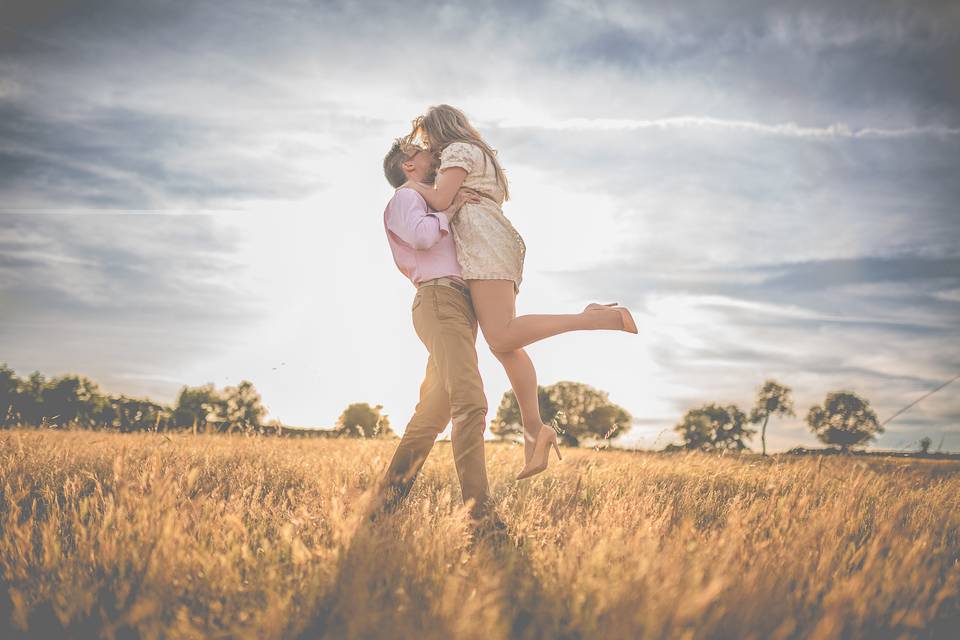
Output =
[
  {"x1": 470, "y1": 279, "x2": 610, "y2": 462},
  {"x1": 468, "y1": 279, "x2": 624, "y2": 353},
  {"x1": 491, "y1": 347, "x2": 544, "y2": 463}
]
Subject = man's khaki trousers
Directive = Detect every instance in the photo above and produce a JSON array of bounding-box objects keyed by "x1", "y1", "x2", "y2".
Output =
[{"x1": 383, "y1": 282, "x2": 490, "y2": 519}]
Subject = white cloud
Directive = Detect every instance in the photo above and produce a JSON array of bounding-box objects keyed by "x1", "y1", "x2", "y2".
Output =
[
  {"x1": 933, "y1": 289, "x2": 960, "y2": 303},
  {"x1": 494, "y1": 115, "x2": 960, "y2": 139}
]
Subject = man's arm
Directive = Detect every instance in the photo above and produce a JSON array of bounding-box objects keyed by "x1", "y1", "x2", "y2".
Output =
[
  {"x1": 385, "y1": 188, "x2": 480, "y2": 251},
  {"x1": 385, "y1": 189, "x2": 449, "y2": 251}
]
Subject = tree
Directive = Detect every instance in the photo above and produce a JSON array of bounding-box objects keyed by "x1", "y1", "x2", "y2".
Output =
[
  {"x1": 107, "y1": 396, "x2": 170, "y2": 432},
  {"x1": 806, "y1": 391, "x2": 882, "y2": 452},
  {"x1": 491, "y1": 385, "x2": 552, "y2": 440},
  {"x1": 492, "y1": 381, "x2": 632, "y2": 447},
  {"x1": 0, "y1": 367, "x2": 267, "y2": 434},
  {"x1": 674, "y1": 403, "x2": 754, "y2": 452},
  {"x1": 222, "y1": 380, "x2": 266, "y2": 433},
  {"x1": 336, "y1": 403, "x2": 394, "y2": 438},
  {"x1": 173, "y1": 384, "x2": 223, "y2": 432},
  {"x1": 15, "y1": 371, "x2": 48, "y2": 426},
  {"x1": 43, "y1": 375, "x2": 106, "y2": 428},
  {"x1": 919, "y1": 436, "x2": 933, "y2": 455},
  {"x1": 0, "y1": 364, "x2": 19, "y2": 426},
  {"x1": 748, "y1": 380, "x2": 795, "y2": 456}
]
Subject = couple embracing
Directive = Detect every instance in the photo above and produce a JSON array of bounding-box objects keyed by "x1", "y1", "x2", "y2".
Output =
[{"x1": 377, "y1": 105, "x2": 636, "y2": 525}]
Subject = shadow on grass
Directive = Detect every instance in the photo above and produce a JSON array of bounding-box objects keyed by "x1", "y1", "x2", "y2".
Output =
[{"x1": 294, "y1": 497, "x2": 546, "y2": 640}]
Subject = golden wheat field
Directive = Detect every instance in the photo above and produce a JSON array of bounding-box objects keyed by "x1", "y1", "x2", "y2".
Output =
[{"x1": 1, "y1": 429, "x2": 958, "y2": 640}]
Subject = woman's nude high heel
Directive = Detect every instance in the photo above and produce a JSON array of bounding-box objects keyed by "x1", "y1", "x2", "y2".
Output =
[
  {"x1": 584, "y1": 302, "x2": 638, "y2": 334},
  {"x1": 615, "y1": 306, "x2": 638, "y2": 334},
  {"x1": 516, "y1": 421, "x2": 562, "y2": 480},
  {"x1": 584, "y1": 302, "x2": 618, "y2": 312}
]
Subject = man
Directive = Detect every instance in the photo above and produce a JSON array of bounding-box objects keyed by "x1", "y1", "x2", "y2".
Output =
[{"x1": 376, "y1": 137, "x2": 493, "y2": 523}]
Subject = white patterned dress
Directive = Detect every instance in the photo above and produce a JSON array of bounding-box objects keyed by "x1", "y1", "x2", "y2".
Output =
[{"x1": 439, "y1": 141, "x2": 526, "y2": 292}]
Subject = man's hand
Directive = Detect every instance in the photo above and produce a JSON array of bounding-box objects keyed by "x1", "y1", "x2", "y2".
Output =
[{"x1": 447, "y1": 188, "x2": 482, "y2": 218}]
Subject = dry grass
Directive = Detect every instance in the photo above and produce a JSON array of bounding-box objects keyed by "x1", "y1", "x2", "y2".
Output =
[{"x1": 1, "y1": 429, "x2": 958, "y2": 639}]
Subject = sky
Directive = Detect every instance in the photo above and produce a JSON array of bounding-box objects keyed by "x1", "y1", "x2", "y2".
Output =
[{"x1": 1, "y1": 0, "x2": 958, "y2": 451}]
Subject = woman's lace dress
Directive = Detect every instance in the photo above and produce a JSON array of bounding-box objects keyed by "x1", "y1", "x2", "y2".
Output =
[{"x1": 439, "y1": 141, "x2": 526, "y2": 292}]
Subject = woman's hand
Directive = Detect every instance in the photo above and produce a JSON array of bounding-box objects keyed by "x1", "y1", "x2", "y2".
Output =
[{"x1": 446, "y1": 188, "x2": 482, "y2": 219}]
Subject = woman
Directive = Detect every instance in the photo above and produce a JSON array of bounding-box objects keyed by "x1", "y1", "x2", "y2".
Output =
[{"x1": 401, "y1": 105, "x2": 636, "y2": 479}]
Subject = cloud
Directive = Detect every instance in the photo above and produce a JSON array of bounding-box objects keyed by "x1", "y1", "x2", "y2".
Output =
[
  {"x1": 0, "y1": 213, "x2": 263, "y2": 398},
  {"x1": 546, "y1": 1, "x2": 960, "y2": 125},
  {"x1": 3, "y1": 2, "x2": 957, "y2": 209},
  {"x1": 553, "y1": 252, "x2": 960, "y2": 449},
  {"x1": 745, "y1": 255, "x2": 960, "y2": 293},
  {"x1": 495, "y1": 116, "x2": 960, "y2": 139},
  {"x1": 490, "y1": 121, "x2": 960, "y2": 277},
  {"x1": 0, "y1": 100, "x2": 331, "y2": 210}
]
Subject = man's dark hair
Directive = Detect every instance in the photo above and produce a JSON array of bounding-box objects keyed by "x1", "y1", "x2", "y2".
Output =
[{"x1": 383, "y1": 139, "x2": 408, "y2": 188}]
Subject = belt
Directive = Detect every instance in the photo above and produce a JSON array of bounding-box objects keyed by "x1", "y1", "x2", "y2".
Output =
[{"x1": 418, "y1": 277, "x2": 470, "y2": 296}]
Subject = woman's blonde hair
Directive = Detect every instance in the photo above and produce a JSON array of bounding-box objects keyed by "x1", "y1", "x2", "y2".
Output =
[{"x1": 413, "y1": 104, "x2": 510, "y2": 200}]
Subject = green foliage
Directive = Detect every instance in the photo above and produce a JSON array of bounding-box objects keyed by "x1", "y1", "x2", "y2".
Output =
[
  {"x1": 14, "y1": 371, "x2": 48, "y2": 425},
  {"x1": 335, "y1": 402, "x2": 394, "y2": 438},
  {"x1": 42, "y1": 375, "x2": 106, "y2": 428},
  {"x1": 173, "y1": 381, "x2": 267, "y2": 433},
  {"x1": 173, "y1": 384, "x2": 222, "y2": 431},
  {"x1": 0, "y1": 365, "x2": 267, "y2": 434},
  {"x1": 223, "y1": 381, "x2": 266, "y2": 428},
  {"x1": 0, "y1": 364, "x2": 18, "y2": 425},
  {"x1": 675, "y1": 403, "x2": 754, "y2": 451},
  {"x1": 105, "y1": 396, "x2": 171, "y2": 432},
  {"x1": 806, "y1": 391, "x2": 882, "y2": 451},
  {"x1": 490, "y1": 385, "x2": 551, "y2": 440},
  {"x1": 748, "y1": 380, "x2": 795, "y2": 456},
  {"x1": 492, "y1": 381, "x2": 632, "y2": 447}
]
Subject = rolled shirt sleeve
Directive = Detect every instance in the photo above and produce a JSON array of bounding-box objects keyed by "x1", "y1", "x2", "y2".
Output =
[{"x1": 385, "y1": 188, "x2": 451, "y2": 251}]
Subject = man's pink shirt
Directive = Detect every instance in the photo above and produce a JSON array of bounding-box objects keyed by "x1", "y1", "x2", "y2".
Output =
[{"x1": 384, "y1": 187, "x2": 463, "y2": 286}]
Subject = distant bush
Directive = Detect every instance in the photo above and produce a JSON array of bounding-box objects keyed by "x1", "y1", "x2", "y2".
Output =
[{"x1": 335, "y1": 402, "x2": 395, "y2": 438}]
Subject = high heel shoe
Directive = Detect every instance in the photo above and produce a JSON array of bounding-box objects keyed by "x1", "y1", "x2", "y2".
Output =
[
  {"x1": 584, "y1": 302, "x2": 618, "y2": 312},
  {"x1": 516, "y1": 421, "x2": 562, "y2": 480},
  {"x1": 615, "y1": 306, "x2": 638, "y2": 334},
  {"x1": 584, "y1": 302, "x2": 638, "y2": 334}
]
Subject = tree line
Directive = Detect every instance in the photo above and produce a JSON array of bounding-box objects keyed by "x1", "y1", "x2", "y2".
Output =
[
  {"x1": 0, "y1": 364, "x2": 628, "y2": 444},
  {"x1": 0, "y1": 364, "x2": 401, "y2": 439},
  {"x1": 669, "y1": 379, "x2": 887, "y2": 454},
  {"x1": 0, "y1": 364, "x2": 268, "y2": 433},
  {"x1": 492, "y1": 379, "x2": 898, "y2": 454},
  {"x1": 0, "y1": 364, "x2": 899, "y2": 453}
]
